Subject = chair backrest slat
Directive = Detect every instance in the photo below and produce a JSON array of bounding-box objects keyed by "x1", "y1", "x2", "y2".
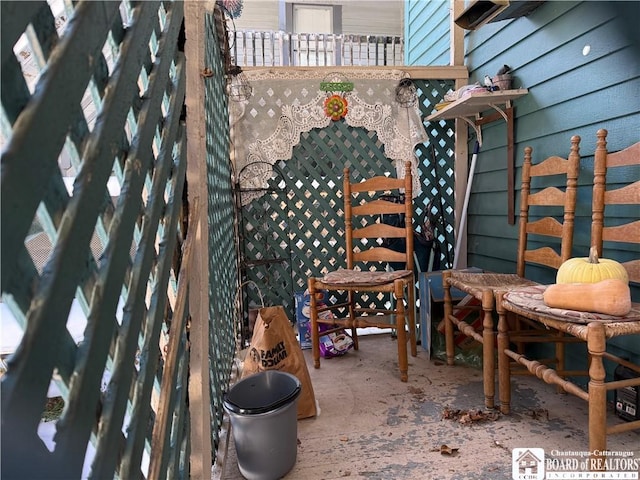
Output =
[
  {"x1": 516, "y1": 135, "x2": 581, "y2": 277},
  {"x1": 350, "y1": 175, "x2": 406, "y2": 193},
  {"x1": 344, "y1": 161, "x2": 414, "y2": 271},
  {"x1": 354, "y1": 247, "x2": 408, "y2": 263},
  {"x1": 591, "y1": 129, "x2": 640, "y2": 284},
  {"x1": 353, "y1": 200, "x2": 405, "y2": 216},
  {"x1": 352, "y1": 223, "x2": 406, "y2": 239},
  {"x1": 524, "y1": 246, "x2": 566, "y2": 270}
]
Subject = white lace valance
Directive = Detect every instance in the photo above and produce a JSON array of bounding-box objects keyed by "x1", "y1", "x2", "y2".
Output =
[{"x1": 228, "y1": 69, "x2": 427, "y2": 205}]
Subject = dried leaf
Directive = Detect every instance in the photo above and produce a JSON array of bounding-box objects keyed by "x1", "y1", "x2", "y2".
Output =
[
  {"x1": 442, "y1": 406, "x2": 499, "y2": 424},
  {"x1": 440, "y1": 444, "x2": 459, "y2": 456},
  {"x1": 528, "y1": 408, "x2": 549, "y2": 420},
  {"x1": 408, "y1": 386, "x2": 425, "y2": 395},
  {"x1": 442, "y1": 406, "x2": 461, "y2": 420},
  {"x1": 459, "y1": 412, "x2": 472, "y2": 424}
]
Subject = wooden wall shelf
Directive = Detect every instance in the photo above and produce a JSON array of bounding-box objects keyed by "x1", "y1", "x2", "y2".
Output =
[
  {"x1": 426, "y1": 88, "x2": 528, "y2": 229},
  {"x1": 426, "y1": 88, "x2": 528, "y2": 144}
]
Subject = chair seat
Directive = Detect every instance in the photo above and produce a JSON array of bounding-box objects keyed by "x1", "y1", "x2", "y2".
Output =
[
  {"x1": 503, "y1": 284, "x2": 640, "y2": 324},
  {"x1": 448, "y1": 272, "x2": 538, "y2": 298},
  {"x1": 322, "y1": 268, "x2": 413, "y2": 286}
]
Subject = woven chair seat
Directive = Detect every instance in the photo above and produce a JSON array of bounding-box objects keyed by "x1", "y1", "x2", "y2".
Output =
[
  {"x1": 323, "y1": 269, "x2": 412, "y2": 286},
  {"x1": 448, "y1": 272, "x2": 538, "y2": 298}
]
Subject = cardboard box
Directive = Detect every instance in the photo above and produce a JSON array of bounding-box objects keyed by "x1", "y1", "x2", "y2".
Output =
[{"x1": 294, "y1": 291, "x2": 326, "y2": 349}]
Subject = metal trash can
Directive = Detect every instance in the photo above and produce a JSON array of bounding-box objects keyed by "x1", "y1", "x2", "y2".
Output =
[{"x1": 223, "y1": 371, "x2": 302, "y2": 480}]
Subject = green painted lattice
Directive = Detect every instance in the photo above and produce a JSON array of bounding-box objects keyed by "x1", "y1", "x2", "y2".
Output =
[
  {"x1": 237, "y1": 81, "x2": 456, "y2": 336},
  {"x1": 1, "y1": 2, "x2": 191, "y2": 478},
  {"x1": 204, "y1": 11, "x2": 238, "y2": 451},
  {"x1": 414, "y1": 79, "x2": 457, "y2": 268}
]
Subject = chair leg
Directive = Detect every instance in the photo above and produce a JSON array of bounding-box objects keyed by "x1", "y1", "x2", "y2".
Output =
[
  {"x1": 307, "y1": 278, "x2": 321, "y2": 369},
  {"x1": 348, "y1": 290, "x2": 359, "y2": 350},
  {"x1": 555, "y1": 331, "x2": 566, "y2": 394},
  {"x1": 408, "y1": 280, "x2": 417, "y2": 357},
  {"x1": 395, "y1": 281, "x2": 409, "y2": 382},
  {"x1": 481, "y1": 289, "x2": 495, "y2": 409},
  {"x1": 587, "y1": 322, "x2": 607, "y2": 464},
  {"x1": 442, "y1": 271, "x2": 455, "y2": 366},
  {"x1": 496, "y1": 291, "x2": 511, "y2": 415}
]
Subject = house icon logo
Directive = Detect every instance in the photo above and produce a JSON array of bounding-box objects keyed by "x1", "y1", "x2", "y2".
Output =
[{"x1": 512, "y1": 448, "x2": 545, "y2": 480}]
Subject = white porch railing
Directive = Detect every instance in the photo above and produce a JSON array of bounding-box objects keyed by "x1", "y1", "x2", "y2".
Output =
[{"x1": 229, "y1": 31, "x2": 404, "y2": 67}]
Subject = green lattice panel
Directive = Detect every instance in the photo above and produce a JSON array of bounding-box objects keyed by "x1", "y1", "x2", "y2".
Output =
[
  {"x1": 204, "y1": 11, "x2": 238, "y2": 450},
  {"x1": 414, "y1": 79, "x2": 457, "y2": 269},
  {"x1": 1, "y1": 2, "x2": 190, "y2": 478}
]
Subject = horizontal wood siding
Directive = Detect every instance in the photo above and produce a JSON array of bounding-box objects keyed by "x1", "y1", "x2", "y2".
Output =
[
  {"x1": 463, "y1": 1, "x2": 640, "y2": 279},
  {"x1": 405, "y1": 0, "x2": 450, "y2": 65},
  {"x1": 229, "y1": 0, "x2": 280, "y2": 31},
  {"x1": 406, "y1": 1, "x2": 640, "y2": 362},
  {"x1": 342, "y1": 1, "x2": 403, "y2": 35},
  {"x1": 233, "y1": 0, "x2": 403, "y2": 35}
]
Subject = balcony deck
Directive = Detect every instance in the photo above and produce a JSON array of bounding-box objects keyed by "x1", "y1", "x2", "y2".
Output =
[{"x1": 217, "y1": 333, "x2": 640, "y2": 480}]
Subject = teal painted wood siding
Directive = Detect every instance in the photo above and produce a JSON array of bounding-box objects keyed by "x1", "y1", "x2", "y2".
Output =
[
  {"x1": 406, "y1": 1, "x2": 640, "y2": 362},
  {"x1": 407, "y1": 0, "x2": 639, "y2": 279},
  {"x1": 405, "y1": 0, "x2": 450, "y2": 65}
]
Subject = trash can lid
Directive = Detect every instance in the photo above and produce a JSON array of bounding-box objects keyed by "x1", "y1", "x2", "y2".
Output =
[{"x1": 223, "y1": 371, "x2": 302, "y2": 415}]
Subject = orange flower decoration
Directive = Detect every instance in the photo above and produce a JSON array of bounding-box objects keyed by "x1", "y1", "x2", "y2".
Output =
[{"x1": 324, "y1": 95, "x2": 348, "y2": 121}]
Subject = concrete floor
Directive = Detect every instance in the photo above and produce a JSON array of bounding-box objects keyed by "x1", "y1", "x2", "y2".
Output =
[{"x1": 216, "y1": 333, "x2": 640, "y2": 480}]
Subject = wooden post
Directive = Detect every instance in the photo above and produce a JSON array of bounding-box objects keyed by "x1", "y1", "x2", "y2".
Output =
[
  {"x1": 184, "y1": 2, "x2": 212, "y2": 478},
  {"x1": 506, "y1": 106, "x2": 515, "y2": 224},
  {"x1": 475, "y1": 107, "x2": 516, "y2": 224},
  {"x1": 450, "y1": 0, "x2": 469, "y2": 268}
]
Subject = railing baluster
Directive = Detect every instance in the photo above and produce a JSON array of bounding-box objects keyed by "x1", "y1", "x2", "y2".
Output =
[
  {"x1": 251, "y1": 31, "x2": 256, "y2": 66},
  {"x1": 310, "y1": 33, "x2": 314, "y2": 66},
  {"x1": 270, "y1": 31, "x2": 275, "y2": 66},
  {"x1": 383, "y1": 36, "x2": 388, "y2": 66},
  {"x1": 304, "y1": 33, "x2": 311, "y2": 67},
  {"x1": 242, "y1": 31, "x2": 248, "y2": 66},
  {"x1": 391, "y1": 36, "x2": 396, "y2": 65},
  {"x1": 311, "y1": 33, "x2": 316, "y2": 66},
  {"x1": 232, "y1": 31, "x2": 239, "y2": 66},
  {"x1": 374, "y1": 36, "x2": 378, "y2": 66}
]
